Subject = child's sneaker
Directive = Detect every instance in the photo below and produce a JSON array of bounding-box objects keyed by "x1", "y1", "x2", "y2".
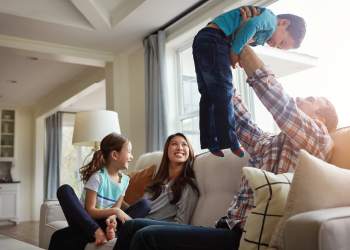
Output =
[
  {"x1": 208, "y1": 147, "x2": 225, "y2": 157},
  {"x1": 230, "y1": 145, "x2": 244, "y2": 158}
]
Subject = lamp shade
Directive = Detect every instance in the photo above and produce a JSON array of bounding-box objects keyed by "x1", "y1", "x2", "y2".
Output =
[{"x1": 72, "y1": 110, "x2": 121, "y2": 146}]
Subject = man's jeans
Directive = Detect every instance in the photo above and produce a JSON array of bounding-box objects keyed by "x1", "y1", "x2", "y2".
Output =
[
  {"x1": 48, "y1": 184, "x2": 151, "y2": 250},
  {"x1": 114, "y1": 219, "x2": 243, "y2": 250},
  {"x1": 193, "y1": 27, "x2": 239, "y2": 149}
]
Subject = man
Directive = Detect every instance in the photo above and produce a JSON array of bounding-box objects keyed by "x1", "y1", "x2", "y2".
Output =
[{"x1": 113, "y1": 6, "x2": 338, "y2": 250}]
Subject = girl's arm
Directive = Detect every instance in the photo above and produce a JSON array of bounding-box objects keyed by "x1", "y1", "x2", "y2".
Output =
[{"x1": 85, "y1": 188, "x2": 119, "y2": 219}]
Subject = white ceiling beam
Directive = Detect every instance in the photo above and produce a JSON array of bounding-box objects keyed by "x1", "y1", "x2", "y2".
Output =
[
  {"x1": 110, "y1": 0, "x2": 146, "y2": 28},
  {"x1": 70, "y1": 0, "x2": 111, "y2": 30},
  {"x1": 0, "y1": 35, "x2": 117, "y2": 67}
]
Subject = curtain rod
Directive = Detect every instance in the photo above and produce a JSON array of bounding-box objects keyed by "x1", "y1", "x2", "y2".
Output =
[{"x1": 149, "y1": 0, "x2": 210, "y2": 37}]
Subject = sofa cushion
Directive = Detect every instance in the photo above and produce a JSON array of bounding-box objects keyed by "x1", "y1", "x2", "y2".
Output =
[
  {"x1": 190, "y1": 149, "x2": 250, "y2": 227},
  {"x1": 124, "y1": 164, "x2": 156, "y2": 205},
  {"x1": 85, "y1": 239, "x2": 116, "y2": 250},
  {"x1": 239, "y1": 167, "x2": 293, "y2": 250},
  {"x1": 283, "y1": 207, "x2": 350, "y2": 250},
  {"x1": 269, "y1": 149, "x2": 350, "y2": 250},
  {"x1": 134, "y1": 151, "x2": 163, "y2": 173},
  {"x1": 329, "y1": 126, "x2": 350, "y2": 169}
]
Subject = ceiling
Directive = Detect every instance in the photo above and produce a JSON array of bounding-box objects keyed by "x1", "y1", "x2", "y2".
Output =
[{"x1": 0, "y1": 0, "x2": 202, "y2": 107}]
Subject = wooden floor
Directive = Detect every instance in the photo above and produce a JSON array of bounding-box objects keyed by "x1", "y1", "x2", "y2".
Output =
[{"x1": 0, "y1": 221, "x2": 40, "y2": 247}]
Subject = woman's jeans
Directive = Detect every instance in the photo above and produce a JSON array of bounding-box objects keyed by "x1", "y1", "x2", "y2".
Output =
[
  {"x1": 114, "y1": 218, "x2": 243, "y2": 250},
  {"x1": 193, "y1": 27, "x2": 239, "y2": 150},
  {"x1": 48, "y1": 184, "x2": 151, "y2": 250}
]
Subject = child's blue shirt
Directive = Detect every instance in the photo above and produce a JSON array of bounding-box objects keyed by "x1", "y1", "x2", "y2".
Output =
[{"x1": 211, "y1": 6, "x2": 277, "y2": 54}]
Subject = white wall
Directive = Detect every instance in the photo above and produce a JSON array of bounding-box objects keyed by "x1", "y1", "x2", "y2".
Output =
[
  {"x1": 14, "y1": 106, "x2": 35, "y2": 221},
  {"x1": 127, "y1": 47, "x2": 146, "y2": 172}
]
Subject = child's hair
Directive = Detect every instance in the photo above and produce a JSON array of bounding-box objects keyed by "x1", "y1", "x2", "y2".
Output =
[
  {"x1": 79, "y1": 132, "x2": 129, "y2": 184},
  {"x1": 145, "y1": 133, "x2": 198, "y2": 204},
  {"x1": 277, "y1": 14, "x2": 306, "y2": 49}
]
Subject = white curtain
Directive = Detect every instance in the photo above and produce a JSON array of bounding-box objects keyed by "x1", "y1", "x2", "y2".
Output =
[
  {"x1": 143, "y1": 30, "x2": 169, "y2": 152},
  {"x1": 45, "y1": 112, "x2": 63, "y2": 199}
]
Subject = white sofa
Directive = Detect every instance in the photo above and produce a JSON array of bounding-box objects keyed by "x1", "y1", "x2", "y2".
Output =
[{"x1": 39, "y1": 126, "x2": 350, "y2": 250}]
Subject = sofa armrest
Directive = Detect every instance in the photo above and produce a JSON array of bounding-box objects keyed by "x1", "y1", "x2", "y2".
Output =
[
  {"x1": 284, "y1": 207, "x2": 350, "y2": 250},
  {"x1": 39, "y1": 201, "x2": 66, "y2": 248}
]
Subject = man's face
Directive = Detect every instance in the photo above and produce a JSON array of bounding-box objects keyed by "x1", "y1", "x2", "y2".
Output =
[
  {"x1": 266, "y1": 19, "x2": 295, "y2": 50},
  {"x1": 296, "y1": 96, "x2": 327, "y2": 120}
]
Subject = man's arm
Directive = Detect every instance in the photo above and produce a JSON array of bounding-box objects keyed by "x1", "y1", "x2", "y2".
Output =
[
  {"x1": 240, "y1": 44, "x2": 264, "y2": 77},
  {"x1": 239, "y1": 45, "x2": 333, "y2": 157}
]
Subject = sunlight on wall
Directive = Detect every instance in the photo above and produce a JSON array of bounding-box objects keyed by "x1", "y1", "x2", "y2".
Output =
[{"x1": 268, "y1": 0, "x2": 350, "y2": 127}]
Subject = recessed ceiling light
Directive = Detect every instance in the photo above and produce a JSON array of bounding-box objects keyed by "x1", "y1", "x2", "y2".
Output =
[
  {"x1": 7, "y1": 80, "x2": 17, "y2": 83},
  {"x1": 26, "y1": 56, "x2": 38, "y2": 60}
]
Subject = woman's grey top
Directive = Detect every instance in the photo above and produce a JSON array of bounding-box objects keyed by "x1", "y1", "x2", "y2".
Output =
[{"x1": 143, "y1": 179, "x2": 198, "y2": 225}]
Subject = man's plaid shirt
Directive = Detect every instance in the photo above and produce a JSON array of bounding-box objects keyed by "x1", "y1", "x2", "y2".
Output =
[{"x1": 217, "y1": 66, "x2": 334, "y2": 229}]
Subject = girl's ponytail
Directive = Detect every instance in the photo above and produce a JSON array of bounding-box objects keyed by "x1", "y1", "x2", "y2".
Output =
[
  {"x1": 79, "y1": 132, "x2": 129, "y2": 184},
  {"x1": 80, "y1": 149, "x2": 105, "y2": 184}
]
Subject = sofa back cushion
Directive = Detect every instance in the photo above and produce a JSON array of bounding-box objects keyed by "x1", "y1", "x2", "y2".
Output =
[
  {"x1": 329, "y1": 126, "x2": 350, "y2": 169},
  {"x1": 190, "y1": 149, "x2": 250, "y2": 228},
  {"x1": 134, "y1": 151, "x2": 163, "y2": 173},
  {"x1": 124, "y1": 164, "x2": 156, "y2": 205}
]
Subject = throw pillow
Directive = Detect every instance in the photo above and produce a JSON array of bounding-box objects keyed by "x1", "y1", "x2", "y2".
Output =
[
  {"x1": 239, "y1": 167, "x2": 293, "y2": 250},
  {"x1": 268, "y1": 149, "x2": 350, "y2": 250},
  {"x1": 123, "y1": 164, "x2": 155, "y2": 205},
  {"x1": 329, "y1": 126, "x2": 350, "y2": 170}
]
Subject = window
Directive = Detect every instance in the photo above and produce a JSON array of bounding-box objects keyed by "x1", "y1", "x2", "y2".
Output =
[
  {"x1": 61, "y1": 114, "x2": 92, "y2": 196},
  {"x1": 175, "y1": 44, "x2": 205, "y2": 154}
]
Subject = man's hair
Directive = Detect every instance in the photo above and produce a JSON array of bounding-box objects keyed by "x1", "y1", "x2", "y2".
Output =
[
  {"x1": 315, "y1": 97, "x2": 338, "y2": 132},
  {"x1": 277, "y1": 14, "x2": 306, "y2": 49}
]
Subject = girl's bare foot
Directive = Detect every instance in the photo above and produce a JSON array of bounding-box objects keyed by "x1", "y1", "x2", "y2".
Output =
[
  {"x1": 93, "y1": 228, "x2": 108, "y2": 247},
  {"x1": 106, "y1": 223, "x2": 116, "y2": 241}
]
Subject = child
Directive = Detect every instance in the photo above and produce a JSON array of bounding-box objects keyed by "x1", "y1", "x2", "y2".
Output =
[
  {"x1": 49, "y1": 133, "x2": 151, "y2": 250},
  {"x1": 192, "y1": 5, "x2": 306, "y2": 157}
]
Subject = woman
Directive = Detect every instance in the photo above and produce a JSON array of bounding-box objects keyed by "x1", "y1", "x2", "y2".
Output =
[
  {"x1": 49, "y1": 132, "x2": 198, "y2": 250},
  {"x1": 142, "y1": 132, "x2": 199, "y2": 224}
]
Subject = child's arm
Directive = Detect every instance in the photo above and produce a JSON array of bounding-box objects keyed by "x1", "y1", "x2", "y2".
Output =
[
  {"x1": 231, "y1": 8, "x2": 277, "y2": 55},
  {"x1": 85, "y1": 188, "x2": 120, "y2": 219},
  {"x1": 230, "y1": 6, "x2": 261, "y2": 69}
]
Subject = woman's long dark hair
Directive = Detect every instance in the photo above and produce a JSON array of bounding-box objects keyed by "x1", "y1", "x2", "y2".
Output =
[
  {"x1": 145, "y1": 133, "x2": 198, "y2": 204},
  {"x1": 79, "y1": 133, "x2": 129, "y2": 184}
]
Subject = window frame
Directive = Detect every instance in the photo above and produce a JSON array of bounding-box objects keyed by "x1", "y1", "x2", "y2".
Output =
[{"x1": 174, "y1": 39, "x2": 199, "y2": 125}]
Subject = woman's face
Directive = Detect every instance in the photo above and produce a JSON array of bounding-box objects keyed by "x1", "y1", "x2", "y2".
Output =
[{"x1": 167, "y1": 136, "x2": 190, "y2": 165}]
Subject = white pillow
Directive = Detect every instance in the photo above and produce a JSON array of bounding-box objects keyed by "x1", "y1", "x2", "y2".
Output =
[
  {"x1": 239, "y1": 167, "x2": 293, "y2": 250},
  {"x1": 269, "y1": 149, "x2": 350, "y2": 250}
]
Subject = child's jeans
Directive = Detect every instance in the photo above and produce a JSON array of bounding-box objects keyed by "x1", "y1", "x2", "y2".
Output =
[
  {"x1": 48, "y1": 184, "x2": 151, "y2": 250},
  {"x1": 192, "y1": 27, "x2": 239, "y2": 149}
]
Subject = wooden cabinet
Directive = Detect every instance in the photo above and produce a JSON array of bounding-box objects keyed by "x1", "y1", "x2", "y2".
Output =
[
  {"x1": 0, "y1": 109, "x2": 16, "y2": 159},
  {"x1": 0, "y1": 182, "x2": 19, "y2": 224}
]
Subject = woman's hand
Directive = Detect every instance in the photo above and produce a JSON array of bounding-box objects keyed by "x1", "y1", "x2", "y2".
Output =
[{"x1": 114, "y1": 207, "x2": 132, "y2": 225}]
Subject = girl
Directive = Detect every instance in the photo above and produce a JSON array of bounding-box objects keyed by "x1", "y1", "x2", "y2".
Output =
[{"x1": 49, "y1": 133, "x2": 151, "y2": 250}]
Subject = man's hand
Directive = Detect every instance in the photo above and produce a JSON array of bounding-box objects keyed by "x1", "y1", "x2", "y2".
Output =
[{"x1": 238, "y1": 5, "x2": 261, "y2": 43}]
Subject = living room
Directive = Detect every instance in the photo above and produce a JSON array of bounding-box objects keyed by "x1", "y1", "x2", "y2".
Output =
[{"x1": 0, "y1": 0, "x2": 349, "y2": 250}]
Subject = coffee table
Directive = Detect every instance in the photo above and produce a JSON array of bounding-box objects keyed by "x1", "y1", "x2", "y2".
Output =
[{"x1": 0, "y1": 234, "x2": 43, "y2": 249}]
